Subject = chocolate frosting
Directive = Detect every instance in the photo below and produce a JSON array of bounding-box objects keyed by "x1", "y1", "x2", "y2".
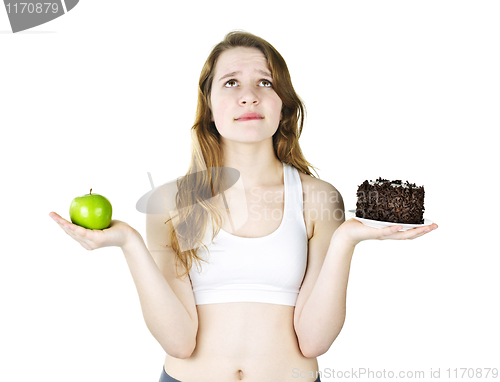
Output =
[{"x1": 356, "y1": 177, "x2": 425, "y2": 224}]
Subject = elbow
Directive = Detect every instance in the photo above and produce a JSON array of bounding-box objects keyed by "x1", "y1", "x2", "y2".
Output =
[
  {"x1": 157, "y1": 321, "x2": 198, "y2": 359},
  {"x1": 182, "y1": 339, "x2": 197, "y2": 359},
  {"x1": 161, "y1": 339, "x2": 196, "y2": 359},
  {"x1": 298, "y1": 335, "x2": 326, "y2": 359},
  {"x1": 300, "y1": 344, "x2": 329, "y2": 359},
  {"x1": 175, "y1": 343, "x2": 196, "y2": 359},
  {"x1": 164, "y1": 339, "x2": 197, "y2": 359},
  {"x1": 298, "y1": 327, "x2": 344, "y2": 359}
]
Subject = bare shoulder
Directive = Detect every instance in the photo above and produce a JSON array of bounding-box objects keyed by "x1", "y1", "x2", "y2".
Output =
[
  {"x1": 298, "y1": 171, "x2": 345, "y2": 231},
  {"x1": 298, "y1": 171, "x2": 343, "y2": 206}
]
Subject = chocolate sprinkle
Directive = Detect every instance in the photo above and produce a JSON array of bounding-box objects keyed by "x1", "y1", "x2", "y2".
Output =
[{"x1": 355, "y1": 177, "x2": 425, "y2": 224}]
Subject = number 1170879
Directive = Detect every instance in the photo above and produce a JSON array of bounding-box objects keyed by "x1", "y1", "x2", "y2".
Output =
[
  {"x1": 446, "y1": 368, "x2": 498, "y2": 379},
  {"x1": 5, "y1": 3, "x2": 59, "y2": 14}
]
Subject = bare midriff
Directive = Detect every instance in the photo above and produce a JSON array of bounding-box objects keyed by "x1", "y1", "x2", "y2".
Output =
[{"x1": 163, "y1": 302, "x2": 320, "y2": 382}]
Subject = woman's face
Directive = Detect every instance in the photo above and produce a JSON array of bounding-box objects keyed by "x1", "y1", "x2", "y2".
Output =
[{"x1": 210, "y1": 47, "x2": 283, "y2": 145}]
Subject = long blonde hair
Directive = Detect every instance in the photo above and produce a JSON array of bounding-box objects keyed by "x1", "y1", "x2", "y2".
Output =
[{"x1": 167, "y1": 30, "x2": 319, "y2": 278}]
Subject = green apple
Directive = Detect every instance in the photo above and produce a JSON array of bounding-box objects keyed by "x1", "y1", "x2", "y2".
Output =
[{"x1": 69, "y1": 188, "x2": 112, "y2": 230}]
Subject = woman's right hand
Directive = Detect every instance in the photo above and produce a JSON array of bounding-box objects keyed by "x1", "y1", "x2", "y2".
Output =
[{"x1": 49, "y1": 212, "x2": 138, "y2": 251}]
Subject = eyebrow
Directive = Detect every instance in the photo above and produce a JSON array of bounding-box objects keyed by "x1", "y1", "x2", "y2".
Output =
[{"x1": 218, "y1": 69, "x2": 272, "y2": 82}]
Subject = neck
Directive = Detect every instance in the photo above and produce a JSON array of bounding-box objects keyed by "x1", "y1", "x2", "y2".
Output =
[{"x1": 221, "y1": 140, "x2": 283, "y2": 190}]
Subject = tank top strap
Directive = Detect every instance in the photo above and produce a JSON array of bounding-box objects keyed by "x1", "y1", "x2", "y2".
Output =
[{"x1": 282, "y1": 162, "x2": 304, "y2": 219}]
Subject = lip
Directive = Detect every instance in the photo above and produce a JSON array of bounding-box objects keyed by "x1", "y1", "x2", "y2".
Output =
[{"x1": 236, "y1": 112, "x2": 264, "y2": 121}]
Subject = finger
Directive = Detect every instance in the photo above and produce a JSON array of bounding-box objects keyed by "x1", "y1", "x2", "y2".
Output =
[
  {"x1": 68, "y1": 224, "x2": 103, "y2": 248},
  {"x1": 61, "y1": 223, "x2": 79, "y2": 238},
  {"x1": 397, "y1": 225, "x2": 435, "y2": 240},
  {"x1": 60, "y1": 224, "x2": 96, "y2": 249},
  {"x1": 379, "y1": 224, "x2": 404, "y2": 238},
  {"x1": 66, "y1": 222, "x2": 83, "y2": 234},
  {"x1": 368, "y1": 224, "x2": 402, "y2": 241},
  {"x1": 49, "y1": 212, "x2": 60, "y2": 220},
  {"x1": 58, "y1": 220, "x2": 82, "y2": 237},
  {"x1": 379, "y1": 225, "x2": 422, "y2": 240},
  {"x1": 50, "y1": 212, "x2": 70, "y2": 226},
  {"x1": 410, "y1": 224, "x2": 438, "y2": 240},
  {"x1": 65, "y1": 224, "x2": 95, "y2": 242},
  {"x1": 409, "y1": 231, "x2": 430, "y2": 240}
]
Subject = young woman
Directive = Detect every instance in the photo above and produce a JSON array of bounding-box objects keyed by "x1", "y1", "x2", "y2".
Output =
[{"x1": 49, "y1": 31, "x2": 438, "y2": 382}]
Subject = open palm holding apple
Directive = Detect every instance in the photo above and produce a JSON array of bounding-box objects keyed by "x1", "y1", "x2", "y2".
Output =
[
  {"x1": 49, "y1": 213, "x2": 136, "y2": 250},
  {"x1": 49, "y1": 189, "x2": 137, "y2": 250}
]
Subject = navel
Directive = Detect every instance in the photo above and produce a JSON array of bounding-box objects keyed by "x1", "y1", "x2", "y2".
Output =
[{"x1": 237, "y1": 369, "x2": 244, "y2": 380}]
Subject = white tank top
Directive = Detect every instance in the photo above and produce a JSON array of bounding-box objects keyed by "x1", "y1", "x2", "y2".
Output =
[{"x1": 188, "y1": 162, "x2": 308, "y2": 306}]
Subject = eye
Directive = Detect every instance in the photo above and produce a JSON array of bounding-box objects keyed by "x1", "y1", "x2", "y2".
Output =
[
  {"x1": 259, "y1": 79, "x2": 273, "y2": 87},
  {"x1": 224, "y1": 79, "x2": 238, "y2": 88}
]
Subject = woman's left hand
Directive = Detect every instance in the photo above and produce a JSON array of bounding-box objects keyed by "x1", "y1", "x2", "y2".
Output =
[{"x1": 335, "y1": 218, "x2": 438, "y2": 247}]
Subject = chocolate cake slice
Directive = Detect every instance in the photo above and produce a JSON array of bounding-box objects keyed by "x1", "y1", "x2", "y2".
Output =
[{"x1": 356, "y1": 178, "x2": 425, "y2": 224}]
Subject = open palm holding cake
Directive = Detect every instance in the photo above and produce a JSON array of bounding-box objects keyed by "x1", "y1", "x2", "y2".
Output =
[{"x1": 339, "y1": 178, "x2": 438, "y2": 246}]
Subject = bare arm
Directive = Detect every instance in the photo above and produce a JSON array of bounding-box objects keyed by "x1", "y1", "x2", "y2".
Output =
[
  {"x1": 296, "y1": 218, "x2": 438, "y2": 358},
  {"x1": 121, "y1": 231, "x2": 197, "y2": 359},
  {"x1": 292, "y1": 180, "x2": 438, "y2": 358},
  {"x1": 295, "y1": 231, "x2": 354, "y2": 357},
  {"x1": 49, "y1": 212, "x2": 198, "y2": 359}
]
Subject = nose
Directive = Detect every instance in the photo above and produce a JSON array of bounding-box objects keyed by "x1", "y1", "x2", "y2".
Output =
[{"x1": 238, "y1": 88, "x2": 259, "y2": 106}]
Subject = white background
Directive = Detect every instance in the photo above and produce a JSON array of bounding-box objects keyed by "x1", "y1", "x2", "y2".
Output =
[{"x1": 1, "y1": 1, "x2": 499, "y2": 381}]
